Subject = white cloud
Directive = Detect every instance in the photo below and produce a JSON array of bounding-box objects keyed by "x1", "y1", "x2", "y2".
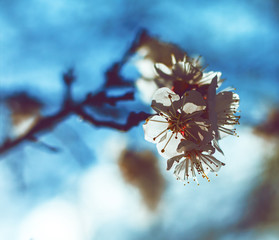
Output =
[{"x1": 18, "y1": 199, "x2": 84, "y2": 240}]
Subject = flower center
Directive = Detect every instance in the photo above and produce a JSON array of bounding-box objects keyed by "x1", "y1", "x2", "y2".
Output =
[{"x1": 168, "y1": 117, "x2": 189, "y2": 138}]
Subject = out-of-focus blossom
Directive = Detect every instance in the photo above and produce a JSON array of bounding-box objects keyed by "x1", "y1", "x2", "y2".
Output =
[
  {"x1": 154, "y1": 55, "x2": 223, "y2": 96},
  {"x1": 134, "y1": 33, "x2": 203, "y2": 102},
  {"x1": 118, "y1": 150, "x2": 165, "y2": 210},
  {"x1": 133, "y1": 32, "x2": 224, "y2": 101},
  {"x1": 254, "y1": 109, "x2": 279, "y2": 138},
  {"x1": 143, "y1": 87, "x2": 212, "y2": 159},
  {"x1": 166, "y1": 142, "x2": 225, "y2": 184},
  {"x1": 6, "y1": 93, "x2": 42, "y2": 138},
  {"x1": 135, "y1": 31, "x2": 186, "y2": 81}
]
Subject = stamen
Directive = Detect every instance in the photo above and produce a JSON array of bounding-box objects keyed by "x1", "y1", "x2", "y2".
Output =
[
  {"x1": 202, "y1": 155, "x2": 220, "y2": 168},
  {"x1": 153, "y1": 128, "x2": 169, "y2": 141},
  {"x1": 187, "y1": 121, "x2": 210, "y2": 129},
  {"x1": 151, "y1": 105, "x2": 170, "y2": 117},
  {"x1": 183, "y1": 128, "x2": 198, "y2": 141},
  {"x1": 219, "y1": 126, "x2": 236, "y2": 136},
  {"x1": 201, "y1": 64, "x2": 209, "y2": 71},
  {"x1": 166, "y1": 108, "x2": 176, "y2": 118},
  {"x1": 180, "y1": 92, "x2": 189, "y2": 109},
  {"x1": 185, "y1": 159, "x2": 189, "y2": 181},
  {"x1": 198, "y1": 154, "x2": 216, "y2": 172},
  {"x1": 175, "y1": 131, "x2": 179, "y2": 139},
  {"x1": 191, "y1": 162, "x2": 199, "y2": 185},
  {"x1": 149, "y1": 119, "x2": 169, "y2": 123},
  {"x1": 168, "y1": 94, "x2": 177, "y2": 116},
  {"x1": 161, "y1": 132, "x2": 174, "y2": 153},
  {"x1": 202, "y1": 171, "x2": 210, "y2": 181},
  {"x1": 194, "y1": 55, "x2": 201, "y2": 65}
]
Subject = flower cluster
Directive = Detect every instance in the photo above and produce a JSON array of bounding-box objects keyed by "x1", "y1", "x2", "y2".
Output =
[{"x1": 142, "y1": 53, "x2": 240, "y2": 185}]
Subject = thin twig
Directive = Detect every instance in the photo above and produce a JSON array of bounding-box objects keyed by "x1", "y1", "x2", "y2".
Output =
[
  {"x1": 0, "y1": 92, "x2": 149, "y2": 156},
  {"x1": 76, "y1": 108, "x2": 149, "y2": 131}
]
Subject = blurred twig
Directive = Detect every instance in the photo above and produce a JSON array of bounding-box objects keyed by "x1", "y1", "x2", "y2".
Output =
[
  {"x1": 0, "y1": 92, "x2": 149, "y2": 155},
  {"x1": 0, "y1": 88, "x2": 149, "y2": 155},
  {"x1": 76, "y1": 109, "x2": 149, "y2": 131},
  {"x1": 104, "y1": 28, "x2": 147, "y2": 88},
  {"x1": 0, "y1": 30, "x2": 152, "y2": 156}
]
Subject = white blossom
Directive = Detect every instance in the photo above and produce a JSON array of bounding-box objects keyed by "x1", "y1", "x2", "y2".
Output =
[
  {"x1": 143, "y1": 87, "x2": 212, "y2": 159},
  {"x1": 166, "y1": 142, "x2": 225, "y2": 185},
  {"x1": 154, "y1": 55, "x2": 223, "y2": 94}
]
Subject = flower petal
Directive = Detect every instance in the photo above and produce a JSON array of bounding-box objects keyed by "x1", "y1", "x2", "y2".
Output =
[
  {"x1": 177, "y1": 140, "x2": 198, "y2": 153},
  {"x1": 213, "y1": 138, "x2": 224, "y2": 155},
  {"x1": 207, "y1": 76, "x2": 218, "y2": 138},
  {"x1": 199, "y1": 71, "x2": 222, "y2": 87},
  {"x1": 156, "y1": 131, "x2": 184, "y2": 159},
  {"x1": 174, "y1": 159, "x2": 190, "y2": 181},
  {"x1": 143, "y1": 115, "x2": 169, "y2": 143},
  {"x1": 135, "y1": 58, "x2": 157, "y2": 79},
  {"x1": 215, "y1": 91, "x2": 239, "y2": 114},
  {"x1": 152, "y1": 87, "x2": 180, "y2": 106},
  {"x1": 215, "y1": 91, "x2": 240, "y2": 139},
  {"x1": 154, "y1": 63, "x2": 173, "y2": 80},
  {"x1": 181, "y1": 118, "x2": 213, "y2": 145},
  {"x1": 181, "y1": 90, "x2": 206, "y2": 114},
  {"x1": 198, "y1": 153, "x2": 225, "y2": 172},
  {"x1": 166, "y1": 154, "x2": 184, "y2": 170},
  {"x1": 151, "y1": 87, "x2": 181, "y2": 115},
  {"x1": 182, "y1": 102, "x2": 205, "y2": 114}
]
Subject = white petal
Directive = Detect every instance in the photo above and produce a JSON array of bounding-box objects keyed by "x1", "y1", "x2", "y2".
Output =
[
  {"x1": 182, "y1": 119, "x2": 213, "y2": 145},
  {"x1": 199, "y1": 143, "x2": 215, "y2": 153},
  {"x1": 156, "y1": 131, "x2": 184, "y2": 159},
  {"x1": 151, "y1": 87, "x2": 180, "y2": 115},
  {"x1": 207, "y1": 77, "x2": 218, "y2": 137},
  {"x1": 218, "y1": 124, "x2": 236, "y2": 139},
  {"x1": 135, "y1": 78, "x2": 158, "y2": 104},
  {"x1": 199, "y1": 153, "x2": 224, "y2": 172},
  {"x1": 171, "y1": 54, "x2": 177, "y2": 65},
  {"x1": 152, "y1": 87, "x2": 180, "y2": 105},
  {"x1": 177, "y1": 140, "x2": 198, "y2": 153},
  {"x1": 143, "y1": 115, "x2": 169, "y2": 143},
  {"x1": 166, "y1": 154, "x2": 184, "y2": 170},
  {"x1": 154, "y1": 63, "x2": 172, "y2": 75},
  {"x1": 182, "y1": 102, "x2": 205, "y2": 114},
  {"x1": 181, "y1": 90, "x2": 206, "y2": 114},
  {"x1": 174, "y1": 159, "x2": 191, "y2": 181},
  {"x1": 215, "y1": 91, "x2": 239, "y2": 114},
  {"x1": 135, "y1": 58, "x2": 157, "y2": 79},
  {"x1": 200, "y1": 71, "x2": 222, "y2": 86}
]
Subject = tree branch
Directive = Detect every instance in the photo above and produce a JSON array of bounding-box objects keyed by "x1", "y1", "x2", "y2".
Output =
[
  {"x1": 0, "y1": 91, "x2": 149, "y2": 156},
  {"x1": 76, "y1": 108, "x2": 149, "y2": 131}
]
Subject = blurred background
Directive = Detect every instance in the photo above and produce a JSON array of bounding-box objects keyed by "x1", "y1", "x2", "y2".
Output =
[{"x1": 0, "y1": 0, "x2": 279, "y2": 239}]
